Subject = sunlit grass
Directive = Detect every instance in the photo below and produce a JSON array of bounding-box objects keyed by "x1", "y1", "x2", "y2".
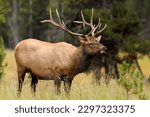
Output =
[
  {"x1": 139, "y1": 56, "x2": 150, "y2": 77},
  {"x1": 0, "y1": 49, "x2": 150, "y2": 100}
]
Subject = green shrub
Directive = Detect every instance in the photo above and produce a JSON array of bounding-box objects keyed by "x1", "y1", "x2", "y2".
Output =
[
  {"x1": 119, "y1": 62, "x2": 144, "y2": 99},
  {"x1": 0, "y1": 37, "x2": 5, "y2": 79}
]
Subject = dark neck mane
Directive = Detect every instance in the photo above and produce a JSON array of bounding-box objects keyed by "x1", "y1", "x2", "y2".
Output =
[{"x1": 69, "y1": 46, "x2": 94, "y2": 75}]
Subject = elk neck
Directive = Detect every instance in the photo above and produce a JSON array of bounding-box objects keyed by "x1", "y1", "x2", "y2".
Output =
[{"x1": 69, "y1": 46, "x2": 94, "y2": 75}]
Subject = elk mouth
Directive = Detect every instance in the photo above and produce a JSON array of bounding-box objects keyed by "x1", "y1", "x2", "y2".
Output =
[
  {"x1": 100, "y1": 46, "x2": 107, "y2": 54},
  {"x1": 100, "y1": 50, "x2": 106, "y2": 54}
]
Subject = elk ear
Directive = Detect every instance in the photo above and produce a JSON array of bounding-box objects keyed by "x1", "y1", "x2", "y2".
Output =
[
  {"x1": 96, "y1": 35, "x2": 101, "y2": 42},
  {"x1": 78, "y1": 36, "x2": 87, "y2": 44}
]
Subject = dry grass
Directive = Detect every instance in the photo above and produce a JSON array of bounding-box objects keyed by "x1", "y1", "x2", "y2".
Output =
[{"x1": 0, "y1": 49, "x2": 150, "y2": 100}]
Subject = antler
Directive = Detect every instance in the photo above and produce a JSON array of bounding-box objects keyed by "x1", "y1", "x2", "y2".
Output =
[
  {"x1": 41, "y1": 8, "x2": 83, "y2": 37},
  {"x1": 41, "y1": 8, "x2": 107, "y2": 37},
  {"x1": 74, "y1": 8, "x2": 107, "y2": 37}
]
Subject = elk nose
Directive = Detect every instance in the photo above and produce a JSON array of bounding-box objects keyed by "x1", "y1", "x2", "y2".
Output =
[
  {"x1": 100, "y1": 46, "x2": 107, "y2": 54},
  {"x1": 103, "y1": 46, "x2": 107, "y2": 51}
]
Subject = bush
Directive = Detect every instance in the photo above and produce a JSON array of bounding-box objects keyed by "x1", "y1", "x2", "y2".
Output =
[
  {"x1": 118, "y1": 62, "x2": 144, "y2": 99},
  {"x1": 0, "y1": 37, "x2": 5, "y2": 79}
]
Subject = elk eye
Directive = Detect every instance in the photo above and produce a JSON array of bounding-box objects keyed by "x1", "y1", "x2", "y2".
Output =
[{"x1": 89, "y1": 43, "x2": 93, "y2": 46}]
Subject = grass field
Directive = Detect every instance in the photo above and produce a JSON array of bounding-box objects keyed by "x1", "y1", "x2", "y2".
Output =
[{"x1": 0, "y1": 49, "x2": 150, "y2": 100}]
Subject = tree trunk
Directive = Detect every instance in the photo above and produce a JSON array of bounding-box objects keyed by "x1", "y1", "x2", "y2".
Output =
[
  {"x1": 29, "y1": 0, "x2": 33, "y2": 37},
  {"x1": 7, "y1": 0, "x2": 20, "y2": 48}
]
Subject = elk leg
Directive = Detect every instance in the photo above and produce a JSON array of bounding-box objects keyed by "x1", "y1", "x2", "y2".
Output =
[
  {"x1": 17, "y1": 70, "x2": 26, "y2": 97},
  {"x1": 54, "y1": 77, "x2": 61, "y2": 95},
  {"x1": 114, "y1": 60, "x2": 119, "y2": 79},
  {"x1": 94, "y1": 67, "x2": 101, "y2": 85},
  {"x1": 64, "y1": 79, "x2": 72, "y2": 94},
  {"x1": 31, "y1": 73, "x2": 38, "y2": 94}
]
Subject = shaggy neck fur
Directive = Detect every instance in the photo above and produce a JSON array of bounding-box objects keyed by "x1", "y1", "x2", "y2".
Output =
[{"x1": 68, "y1": 46, "x2": 94, "y2": 76}]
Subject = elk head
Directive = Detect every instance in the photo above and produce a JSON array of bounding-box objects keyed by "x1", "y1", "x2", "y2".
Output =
[
  {"x1": 78, "y1": 36, "x2": 107, "y2": 56},
  {"x1": 41, "y1": 8, "x2": 107, "y2": 55}
]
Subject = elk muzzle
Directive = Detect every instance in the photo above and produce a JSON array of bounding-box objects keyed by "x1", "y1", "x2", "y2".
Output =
[{"x1": 99, "y1": 45, "x2": 107, "y2": 54}]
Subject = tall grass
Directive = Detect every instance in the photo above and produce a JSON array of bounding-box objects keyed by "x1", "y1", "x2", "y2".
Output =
[{"x1": 0, "y1": 49, "x2": 150, "y2": 100}]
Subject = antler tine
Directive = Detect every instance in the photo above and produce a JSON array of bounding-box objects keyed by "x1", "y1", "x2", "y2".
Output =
[
  {"x1": 61, "y1": 21, "x2": 83, "y2": 36},
  {"x1": 56, "y1": 9, "x2": 61, "y2": 23},
  {"x1": 73, "y1": 21, "x2": 83, "y2": 24},
  {"x1": 96, "y1": 24, "x2": 107, "y2": 35},
  {"x1": 55, "y1": 9, "x2": 66, "y2": 30},
  {"x1": 73, "y1": 21, "x2": 86, "y2": 29},
  {"x1": 90, "y1": 9, "x2": 107, "y2": 36},
  {"x1": 81, "y1": 11, "x2": 90, "y2": 26},
  {"x1": 80, "y1": 9, "x2": 94, "y2": 27},
  {"x1": 41, "y1": 8, "x2": 61, "y2": 28},
  {"x1": 73, "y1": 10, "x2": 90, "y2": 35},
  {"x1": 96, "y1": 17, "x2": 101, "y2": 29},
  {"x1": 73, "y1": 9, "x2": 101, "y2": 36},
  {"x1": 80, "y1": 9, "x2": 95, "y2": 36},
  {"x1": 87, "y1": 8, "x2": 98, "y2": 36},
  {"x1": 87, "y1": 27, "x2": 96, "y2": 36},
  {"x1": 89, "y1": 17, "x2": 101, "y2": 36},
  {"x1": 73, "y1": 11, "x2": 88, "y2": 33},
  {"x1": 90, "y1": 8, "x2": 94, "y2": 27},
  {"x1": 49, "y1": 8, "x2": 53, "y2": 21},
  {"x1": 41, "y1": 8, "x2": 83, "y2": 37}
]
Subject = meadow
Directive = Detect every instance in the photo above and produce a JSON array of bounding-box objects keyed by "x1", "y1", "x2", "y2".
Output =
[{"x1": 0, "y1": 49, "x2": 150, "y2": 100}]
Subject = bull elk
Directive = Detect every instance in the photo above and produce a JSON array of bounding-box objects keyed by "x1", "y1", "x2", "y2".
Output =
[{"x1": 15, "y1": 8, "x2": 107, "y2": 96}]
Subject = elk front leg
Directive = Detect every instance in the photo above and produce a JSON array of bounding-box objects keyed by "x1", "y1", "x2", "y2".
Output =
[
  {"x1": 64, "y1": 79, "x2": 72, "y2": 95},
  {"x1": 93, "y1": 66, "x2": 102, "y2": 85},
  {"x1": 54, "y1": 77, "x2": 61, "y2": 95},
  {"x1": 31, "y1": 73, "x2": 38, "y2": 94}
]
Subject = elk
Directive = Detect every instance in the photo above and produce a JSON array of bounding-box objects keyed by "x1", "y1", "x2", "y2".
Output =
[{"x1": 15, "y1": 9, "x2": 107, "y2": 96}]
